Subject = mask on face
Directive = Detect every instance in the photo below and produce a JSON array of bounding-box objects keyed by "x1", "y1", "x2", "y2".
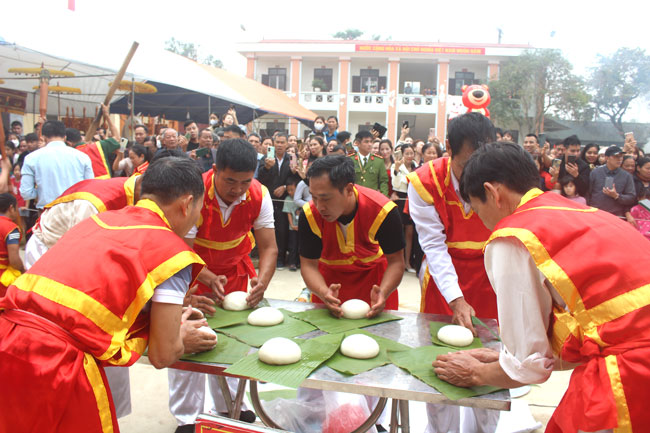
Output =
[
  {"x1": 209, "y1": 119, "x2": 218, "y2": 126},
  {"x1": 10, "y1": 140, "x2": 19, "y2": 146},
  {"x1": 314, "y1": 123, "x2": 324, "y2": 132}
]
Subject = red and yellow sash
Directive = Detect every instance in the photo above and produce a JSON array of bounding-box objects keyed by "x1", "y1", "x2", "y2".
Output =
[{"x1": 76, "y1": 141, "x2": 111, "y2": 179}]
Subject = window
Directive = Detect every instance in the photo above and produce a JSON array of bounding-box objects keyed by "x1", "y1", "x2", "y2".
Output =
[
  {"x1": 264, "y1": 121, "x2": 287, "y2": 137},
  {"x1": 448, "y1": 71, "x2": 480, "y2": 96},
  {"x1": 313, "y1": 68, "x2": 333, "y2": 91},
  {"x1": 261, "y1": 68, "x2": 287, "y2": 91},
  {"x1": 352, "y1": 69, "x2": 387, "y2": 93}
]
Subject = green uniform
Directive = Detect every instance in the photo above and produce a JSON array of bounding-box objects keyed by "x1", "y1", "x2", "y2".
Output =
[{"x1": 349, "y1": 152, "x2": 389, "y2": 197}]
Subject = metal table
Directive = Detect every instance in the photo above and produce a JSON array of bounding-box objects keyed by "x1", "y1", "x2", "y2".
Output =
[{"x1": 142, "y1": 299, "x2": 509, "y2": 432}]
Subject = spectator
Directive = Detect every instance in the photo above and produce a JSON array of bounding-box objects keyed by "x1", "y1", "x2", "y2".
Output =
[
  {"x1": 312, "y1": 116, "x2": 326, "y2": 135},
  {"x1": 158, "y1": 128, "x2": 179, "y2": 152},
  {"x1": 16, "y1": 133, "x2": 39, "y2": 168},
  {"x1": 580, "y1": 143, "x2": 600, "y2": 170},
  {"x1": 421, "y1": 142, "x2": 442, "y2": 163},
  {"x1": 10, "y1": 120, "x2": 23, "y2": 138},
  {"x1": 283, "y1": 177, "x2": 301, "y2": 271},
  {"x1": 413, "y1": 140, "x2": 425, "y2": 167},
  {"x1": 537, "y1": 155, "x2": 558, "y2": 191},
  {"x1": 325, "y1": 116, "x2": 339, "y2": 142},
  {"x1": 336, "y1": 131, "x2": 352, "y2": 152},
  {"x1": 208, "y1": 112, "x2": 219, "y2": 131},
  {"x1": 633, "y1": 156, "x2": 650, "y2": 200},
  {"x1": 20, "y1": 120, "x2": 93, "y2": 209},
  {"x1": 629, "y1": 190, "x2": 650, "y2": 241},
  {"x1": 553, "y1": 140, "x2": 566, "y2": 159},
  {"x1": 379, "y1": 139, "x2": 394, "y2": 198},
  {"x1": 326, "y1": 138, "x2": 338, "y2": 154},
  {"x1": 371, "y1": 139, "x2": 380, "y2": 156},
  {"x1": 597, "y1": 147, "x2": 607, "y2": 165},
  {"x1": 391, "y1": 144, "x2": 417, "y2": 273},
  {"x1": 622, "y1": 155, "x2": 636, "y2": 175},
  {"x1": 502, "y1": 130, "x2": 513, "y2": 141},
  {"x1": 194, "y1": 128, "x2": 215, "y2": 173},
  {"x1": 288, "y1": 134, "x2": 298, "y2": 149},
  {"x1": 222, "y1": 125, "x2": 245, "y2": 140},
  {"x1": 308, "y1": 136, "x2": 325, "y2": 162},
  {"x1": 257, "y1": 133, "x2": 292, "y2": 269},
  {"x1": 522, "y1": 133, "x2": 539, "y2": 155},
  {"x1": 328, "y1": 145, "x2": 347, "y2": 156},
  {"x1": 495, "y1": 127, "x2": 504, "y2": 141},
  {"x1": 588, "y1": 146, "x2": 636, "y2": 217},
  {"x1": 557, "y1": 135, "x2": 590, "y2": 197},
  {"x1": 350, "y1": 130, "x2": 389, "y2": 196},
  {"x1": 113, "y1": 146, "x2": 134, "y2": 177},
  {"x1": 142, "y1": 135, "x2": 157, "y2": 154},
  {"x1": 10, "y1": 164, "x2": 25, "y2": 213},
  {"x1": 0, "y1": 193, "x2": 24, "y2": 296},
  {"x1": 184, "y1": 120, "x2": 200, "y2": 151},
  {"x1": 559, "y1": 176, "x2": 586, "y2": 205},
  {"x1": 133, "y1": 124, "x2": 148, "y2": 145},
  {"x1": 130, "y1": 145, "x2": 152, "y2": 175}
]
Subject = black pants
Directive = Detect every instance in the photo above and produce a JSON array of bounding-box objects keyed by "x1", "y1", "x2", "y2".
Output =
[
  {"x1": 273, "y1": 203, "x2": 289, "y2": 264},
  {"x1": 287, "y1": 230, "x2": 299, "y2": 266}
]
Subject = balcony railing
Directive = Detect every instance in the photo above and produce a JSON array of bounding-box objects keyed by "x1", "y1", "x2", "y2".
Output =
[
  {"x1": 397, "y1": 94, "x2": 438, "y2": 113},
  {"x1": 299, "y1": 92, "x2": 339, "y2": 110}
]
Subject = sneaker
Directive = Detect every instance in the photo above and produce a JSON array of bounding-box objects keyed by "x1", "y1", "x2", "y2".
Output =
[
  {"x1": 174, "y1": 425, "x2": 195, "y2": 433},
  {"x1": 406, "y1": 267, "x2": 417, "y2": 273},
  {"x1": 276, "y1": 261, "x2": 285, "y2": 270},
  {"x1": 289, "y1": 264, "x2": 297, "y2": 272}
]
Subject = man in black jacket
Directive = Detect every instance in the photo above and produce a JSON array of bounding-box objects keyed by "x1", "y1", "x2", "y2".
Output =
[
  {"x1": 558, "y1": 135, "x2": 590, "y2": 197},
  {"x1": 256, "y1": 133, "x2": 292, "y2": 269}
]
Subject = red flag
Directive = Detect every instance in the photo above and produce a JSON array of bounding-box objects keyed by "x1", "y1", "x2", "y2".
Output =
[{"x1": 68, "y1": 0, "x2": 75, "y2": 11}]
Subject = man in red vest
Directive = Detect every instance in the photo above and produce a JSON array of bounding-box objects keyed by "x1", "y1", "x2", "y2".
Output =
[
  {"x1": 0, "y1": 157, "x2": 208, "y2": 433},
  {"x1": 435, "y1": 141, "x2": 650, "y2": 433},
  {"x1": 407, "y1": 113, "x2": 499, "y2": 431},
  {"x1": 168, "y1": 139, "x2": 278, "y2": 432}
]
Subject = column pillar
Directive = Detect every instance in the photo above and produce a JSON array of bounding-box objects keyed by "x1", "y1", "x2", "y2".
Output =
[
  {"x1": 245, "y1": 55, "x2": 256, "y2": 80},
  {"x1": 387, "y1": 58, "x2": 400, "y2": 142},
  {"x1": 488, "y1": 61, "x2": 500, "y2": 81},
  {"x1": 338, "y1": 57, "x2": 351, "y2": 131},
  {"x1": 290, "y1": 56, "x2": 302, "y2": 136},
  {"x1": 436, "y1": 59, "x2": 450, "y2": 142}
]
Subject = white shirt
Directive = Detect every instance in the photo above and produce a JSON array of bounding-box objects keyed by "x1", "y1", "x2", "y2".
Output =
[
  {"x1": 485, "y1": 237, "x2": 561, "y2": 384},
  {"x1": 34, "y1": 200, "x2": 100, "y2": 248},
  {"x1": 186, "y1": 188, "x2": 274, "y2": 238},
  {"x1": 407, "y1": 170, "x2": 470, "y2": 303},
  {"x1": 391, "y1": 163, "x2": 413, "y2": 193},
  {"x1": 358, "y1": 152, "x2": 369, "y2": 166}
]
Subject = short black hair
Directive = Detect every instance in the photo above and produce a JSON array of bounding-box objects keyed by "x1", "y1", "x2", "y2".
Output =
[
  {"x1": 447, "y1": 112, "x2": 495, "y2": 158},
  {"x1": 25, "y1": 133, "x2": 38, "y2": 143},
  {"x1": 41, "y1": 120, "x2": 66, "y2": 139},
  {"x1": 130, "y1": 144, "x2": 152, "y2": 163},
  {"x1": 134, "y1": 124, "x2": 148, "y2": 133},
  {"x1": 525, "y1": 133, "x2": 538, "y2": 142},
  {"x1": 10, "y1": 120, "x2": 22, "y2": 128},
  {"x1": 307, "y1": 155, "x2": 356, "y2": 191},
  {"x1": 216, "y1": 139, "x2": 258, "y2": 172},
  {"x1": 248, "y1": 132, "x2": 261, "y2": 141},
  {"x1": 223, "y1": 125, "x2": 244, "y2": 137},
  {"x1": 286, "y1": 175, "x2": 300, "y2": 187},
  {"x1": 355, "y1": 130, "x2": 373, "y2": 142},
  {"x1": 0, "y1": 193, "x2": 17, "y2": 213},
  {"x1": 140, "y1": 157, "x2": 204, "y2": 205},
  {"x1": 184, "y1": 119, "x2": 197, "y2": 129},
  {"x1": 330, "y1": 144, "x2": 347, "y2": 154},
  {"x1": 274, "y1": 132, "x2": 288, "y2": 142},
  {"x1": 336, "y1": 131, "x2": 351, "y2": 144},
  {"x1": 150, "y1": 148, "x2": 187, "y2": 164},
  {"x1": 495, "y1": 127, "x2": 503, "y2": 137},
  {"x1": 459, "y1": 141, "x2": 539, "y2": 203},
  {"x1": 327, "y1": 115, "x2": 338, "y2": 123},
  {"x1": 564, "y1": 135, "x2": 581, "y2": 147},
  {"x1": 65, "y1": 128, "x2": 82, "y2": 144}
]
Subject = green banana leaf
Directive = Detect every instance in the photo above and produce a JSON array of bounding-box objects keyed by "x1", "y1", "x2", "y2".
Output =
[
  {"x1": 289, "y1": 308, "x2": 402, "y2": 334},
  {"x1": 430, "y1": 322, "x2": 483, "y2": 350},
  {"x1": 388, "y1": 346, "x2": 501, "y2": 401},
  {"x1": 472, "y1": 316, "x2": 501, "y2": 341},
  {"x1": 180, "y1": 333, "x2": 251, "y2": 365},
  {"x1": 215, "y1": 309, "x2": 317, "y2": 347},
  {"x1": 325, "y1": 329, "x2": 411, "y2": 375},
  {"x1": 224, "y1": 333, "x2": 344, "y2": 388},
  {"x1": 204, "y1": 299, "x2": 270, "y2": 329}
]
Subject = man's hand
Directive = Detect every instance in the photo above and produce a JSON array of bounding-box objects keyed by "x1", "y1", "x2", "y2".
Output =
[
  {"x1": 177, "y1": 135, "x2": 188, "y2": 149},
  {"x1": 565, "y1": 162, "x2": 579, "y2": 178},
  {"x1": 370, "y1": 129, "x2": 380, "y2": 139},
  {"x1": 183, "y1": 285, "x2": 218, "y2": 315},
  {"x1": 247, "y1": 276, "x2": 267, "y2": 307},
  {"x1": 603, "y1": 184, "x2": 619, "y2": 199},
  {"x1": 448, "y1": 297, "x2": 477, "y2": 336},
  {"x1": 180, "y1": 307, "x2": 217, "y2": 354},
  {"x1": 264, "y1": 158, "x2": 276, "y2": 169},
  {"x1": 204, "y1": 274, "x2": 227, "y2": 304},
  {"x1": 273, "y1": 185, "x2": 286, "y2": 198},
  {"x1": 101, "y1": 103, "x2": 110, "y2": 119},
  {"x1": 433, "y1": 351, "x2": 482, "y2": 387},
  {"x1": 463, "y1": 347, "x2": 500, "y2": 363},
  {"x1": 367, "y1": 285, "x2": 387, "y2": 318},
  {"x1": 189, "y1": 149, "x2": 197, "y2": 160},
  {"x1": 400, "y1": 124, "x2": 410, "y2": 140},
  {"x1": 322, "y1": 283, "x2": 342, "y2": 317}
]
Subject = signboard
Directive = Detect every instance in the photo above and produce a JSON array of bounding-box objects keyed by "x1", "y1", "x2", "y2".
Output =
[
  {"x1": 0, "y1": 88, "x2": 27, "y2": 114},
  {"x1": 355, "y1": 44, "x2": 485, "y2": 55}
]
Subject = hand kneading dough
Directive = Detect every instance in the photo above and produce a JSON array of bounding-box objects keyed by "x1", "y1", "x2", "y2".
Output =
[
  {"x1": 437, "y1": 325, "x2": 474, "y2": 347},
  {"x1": 341, "y1": 299, "x2": 370, "y2": 319},
  {"x1": 198, "y1": 326, "x2": 218, "y2": 339},
  {"x1": 222, "y1": 291, "x2": 250, "y2": 311},
  {"x1": 247, "y1": 307, "x2": 284, "y2": 326},
  {"x1": 258, "y1": 337, "x2": 301, "y2": 365},
  {"x1": 340, "y1": 334, "x2": 380, "y2": 359}
]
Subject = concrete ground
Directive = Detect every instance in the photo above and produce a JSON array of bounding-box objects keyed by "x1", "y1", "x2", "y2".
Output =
[{"x1": 117, "y1": 268, "x2": 570, "y2": 433}]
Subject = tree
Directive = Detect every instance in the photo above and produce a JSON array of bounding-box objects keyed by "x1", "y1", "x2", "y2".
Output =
[
  {"x1": 371, "y1": 34, "x2": 392, "y2": 41},
  {"x1": 589, "y1": 47, "x2": 650, "y2": 136},
  {"x1": 333, "y1": 29, "x2": 363, "y2": 40},
  {"x1": 164, "y1": 37, "x2": 223, "y2": 69},
  {"x1": 489, "y1": 49, "x2": 591, "y2": 134}
]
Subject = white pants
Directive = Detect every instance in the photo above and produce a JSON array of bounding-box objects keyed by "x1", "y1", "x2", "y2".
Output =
[
  {"x1": 25, "y1": 234, "x2": 133, "y2": 418},
  {"x1": 425, "y1": 404, "x2": 499, "y2": 433},
  {"x1": 168, "y1": 370, "x2": 247, "y2": 426}
]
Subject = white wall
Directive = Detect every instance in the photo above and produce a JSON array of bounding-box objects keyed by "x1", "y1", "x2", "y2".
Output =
[
  {"x1": 254, "y1": 58, "x2": 291, "y2": 82},
  {"x1": 348, "y1": 111, "x2": 387, "y2": 136},
  {"x1": 350, "y1": 59, "x2": 388, "y2": 77},
  {"x1": 448, "y1": 61, "x2": 489, "y2": 82}
]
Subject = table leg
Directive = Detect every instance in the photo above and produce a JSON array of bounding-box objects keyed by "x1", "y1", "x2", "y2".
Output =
[
  {"x1": 389, "y1": 399, "x2": 399, "y2": 433},
  {"x1": 216, "y1": 376, "x2": 234, "y2": 415},
  {"x1": 399, "y1": 399, "x2": 410, "y2": 433},
  {"x1": 350, "y1": 396, "x2": 388, "y2": 433},
  {"x1": 231, "y1": 379, "x2": 248, "y2": 420}
]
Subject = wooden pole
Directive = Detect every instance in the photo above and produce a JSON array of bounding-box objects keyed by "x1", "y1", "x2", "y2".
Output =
[
  {"x1": 86, "y1": 41, "x2": 139, "y2": 140},
  {"x1": 0, "y1": 109, "x2": 6, "y2": 160}
]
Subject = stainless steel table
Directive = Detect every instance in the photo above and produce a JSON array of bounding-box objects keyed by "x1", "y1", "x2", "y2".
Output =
[{"x1": 141, "y1": 299, "x2": 509, "y2": 432}]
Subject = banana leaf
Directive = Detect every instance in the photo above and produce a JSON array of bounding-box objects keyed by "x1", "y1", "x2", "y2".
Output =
[
  {"x1": 224, "y1": 333, "x2": 344, "y2": 388},
  {"x1": 215, "y1": 309, "x2": 317, "y2": 347},
  {"x1": 204, "y1": 299, "x2": 270, "y2": 329},
  {"x1": 430, "y1": 322, "x2": 483, "y2": 350},
  {"x1": 472, "y1": 316, "x2": 501, "y2": 341},
  {"x1": 180, "y1": 333, "x2": 251, "y2": 365},
  {"x1": 325, "y1": 330, "x2": 410, "y2": 375},
  {"x1": 388, "y1": 346, "x2": 501, "y2": 400},
  {"x1": 289, "y1": 308, "x2": 402, "y2": 334}
]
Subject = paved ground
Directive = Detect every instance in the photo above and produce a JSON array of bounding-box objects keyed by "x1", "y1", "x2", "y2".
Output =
[{"x1": 115, "y1": 268, "x2": 570, "y2": 433}]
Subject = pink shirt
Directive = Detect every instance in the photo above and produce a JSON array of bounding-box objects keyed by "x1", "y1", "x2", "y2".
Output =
[{"x1": 630, "y1": 205, "x2": 650, "y2": 241}]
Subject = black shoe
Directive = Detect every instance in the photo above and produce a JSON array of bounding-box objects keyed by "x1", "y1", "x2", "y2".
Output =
[
  {"x1": 174, "y1": 424, "x2": 195, "y2": 433},
  {"x1": 376, "y1": 425, "x2": 387, "y2": 432},
  {"x1": 218, "y1": 410, "x2": 256, "y2": 424},
  {"x1": 276, "y1": 261, "x2": 285, "y2": 270},
  {"x1": 289, "y1": 264, "x2": 297, "y2": 272}
]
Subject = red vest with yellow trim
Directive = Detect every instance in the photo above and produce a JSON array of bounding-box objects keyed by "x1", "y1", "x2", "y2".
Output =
[
  {"x1": 0, "y1": 215, "x2": 21, "y2": 296},
  {"x1": 487, "y1": 189, "x2": 650, "y2": 433},
  {"x1": 0, "y1": 199, "x2": 204, "y2": 367},
  {"x1": 407, "y1": 157, "x2": 496, "y2": 317},
  {"x1": 76, "y1": 142, "x2": 111, "y2": 179},
  {"x1": 303, "y1": 185, "x2": 399, "y2": 310},
  {"x1": 44, "y1": 175, "x2": 138, "y2": 212},
  {"x1": 193, "y1": 170, "x2": 264, "y2": 295}
]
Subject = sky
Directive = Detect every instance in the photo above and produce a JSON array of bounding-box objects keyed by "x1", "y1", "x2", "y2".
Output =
[{"x1": 2, "y1": 0, "x2": 649, "y2": 121}]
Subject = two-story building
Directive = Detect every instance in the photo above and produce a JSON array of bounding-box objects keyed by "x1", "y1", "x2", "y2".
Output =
[{"x1": 238, "y1": 39, "x2": 531, "y2": 142}]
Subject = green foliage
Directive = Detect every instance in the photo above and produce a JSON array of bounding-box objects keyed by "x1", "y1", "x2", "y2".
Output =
[
  {"x1": 311, "y1": 78, "x2": 327, "y2": 90},
  {"x1": 333, "y1": 29, "x2": 364, "y2": 40},
  {"x1": 489, "y1": 49, "x2": 591, "y2": 134},
  {"x1": 164, "y1": 37, "x2": 223, "y2": 69},
  {"x1": 589, "y1": 47, "x2": 650, "y2": 135}
]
